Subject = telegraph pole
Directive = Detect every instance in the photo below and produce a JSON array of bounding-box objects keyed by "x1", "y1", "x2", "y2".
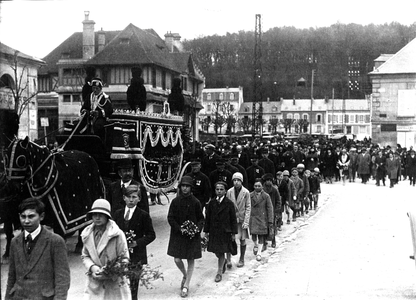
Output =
[
  {"x1": 310, "y1": 69, "x2": 315, "y2": 134},
  {"x1": 252, "y1": 14, "x2": 263, "y2": 139}
]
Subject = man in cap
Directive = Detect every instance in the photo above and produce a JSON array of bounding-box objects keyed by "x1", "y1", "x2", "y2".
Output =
[
  {"x1": 80, "y1": 77, "x2": 113, "y2": 138},
  {"x1": 357, "y1": 147, "x2": 371, "y2": 184},
  {"x1": 235, "y1": 145, "x2": 250, "y2": 169},
  {"x1": 258, "y1": 148, "x2": 276, "y2": 176},
  {"x1": 107, "y1": 158, "x2": 149, "y2": 215},
  {"x1": 185, "y1": 158, "x2": 212, "y2": 209},
  {"x1": 246, "y1": 153, "x2": 265, "y2": 192},
  {"x1": 281, "y1": 170, "x2": 296, "y2": 224},
  {"x1": 209, "y1": 159, "x2": 233, "y2": 197},
  {"x1": 202, "y1": 144, "x2": 220, "y2": 177},
  {"x1": 222, "y1": 154, "x2": 239, "y2": 175}
]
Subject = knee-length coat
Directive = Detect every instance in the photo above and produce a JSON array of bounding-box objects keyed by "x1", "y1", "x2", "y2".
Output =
[
  {"x1": 357, "y1": 153, "x2": 371, "y2": 175},
  {"x1": 249, "y1": 190, "x2": 274, "y2": 235},
  {"x1": 81, "y1": 220, "x2": 131, "y2": 300},
  {"x1": 204, "y1": 197, "x2": 238, "y2": 253},
  {"x1": 385, "y1": 157, "x2": 400, "y2": 180},
  {"x1": 167, "y1": 193, "x2": 204, "y2": 259},
  {"x1": 407, "y1": 154, "x2": 416, "y2": 178}
]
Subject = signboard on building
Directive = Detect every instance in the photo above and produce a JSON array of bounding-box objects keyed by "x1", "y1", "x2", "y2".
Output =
[{"x1": 397, "y1": 125, "x2": 416, "y2": 132}]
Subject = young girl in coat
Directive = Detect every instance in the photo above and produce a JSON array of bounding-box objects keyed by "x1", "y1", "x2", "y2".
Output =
[{"x1": 81, "y1": 199, "x2": 131, "y2": 300}]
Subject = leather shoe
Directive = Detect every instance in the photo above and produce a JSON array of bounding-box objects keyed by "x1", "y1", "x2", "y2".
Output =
[
  {"x1": 237, "y1": 260, "x2": 244, "y2": 267},
  {"x1": 215, "y1": 274, "x2": 222, "y2": 282}
]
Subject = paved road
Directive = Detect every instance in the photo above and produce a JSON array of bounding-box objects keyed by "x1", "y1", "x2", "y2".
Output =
[{"x1": 2, "y1": 179, "x2": 416, "y2": 299}]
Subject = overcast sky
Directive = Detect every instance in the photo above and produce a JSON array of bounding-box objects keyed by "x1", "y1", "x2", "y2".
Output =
[{"x1": 1, "y1": 0, "x2": 416, "y2": 59}]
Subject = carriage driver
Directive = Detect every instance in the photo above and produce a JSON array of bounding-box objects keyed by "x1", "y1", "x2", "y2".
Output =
[{"x1": 80, "y1": 77, "x2": 113, "y2": 138}]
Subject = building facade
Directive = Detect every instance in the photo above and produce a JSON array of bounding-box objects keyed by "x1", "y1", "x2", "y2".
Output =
[
  {"x1": 369, "y1": 38, "x2": 416, "y2": 148},
  {"x1": 0, "y1": 43, "x2": 44, "y2": 146},
  {"x1": 199, "y1": 87, "x2": 243, "y2": 134},
  {"x1": 38, "y1": 12, "x2": 205, "y2": 141}
]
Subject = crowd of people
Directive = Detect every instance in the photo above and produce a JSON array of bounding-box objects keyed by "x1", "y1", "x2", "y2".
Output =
[{"x1": 7, "y1": 134, "x2": 416, "y2": 299}]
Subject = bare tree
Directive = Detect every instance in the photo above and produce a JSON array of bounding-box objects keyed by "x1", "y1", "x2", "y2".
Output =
[
  {"x1": 238, "y1": 117, "x2": 252, "y2": 133},
  {"x1": 269, "y1": 118, "x2": 279, "y2": 134},
  {"x1": 2, "y1": 51, "x2": 40, "y2": 119}
]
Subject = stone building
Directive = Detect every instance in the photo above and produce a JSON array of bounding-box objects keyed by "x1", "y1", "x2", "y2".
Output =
[
  {"x1": 199, "y1": 87, "x2": 243, "y2": 134},
  {"x1": 0, "y1": 43, "x2": 44, "y2": 146},
  {"x1": 369, "y1": 37, "x2": 416, "y2": 148}
]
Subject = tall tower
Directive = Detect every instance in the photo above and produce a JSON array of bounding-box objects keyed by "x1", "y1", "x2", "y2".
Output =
[{"x1": 252, "y1": 14, "x2": 263, "y2": 138}]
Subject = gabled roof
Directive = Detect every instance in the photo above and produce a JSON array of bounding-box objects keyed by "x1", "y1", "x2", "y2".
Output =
[
  {"x1": 39, "y1": 30, "x2": 120, "y2": 75},
  {"x1": 86, "y1": 23, "x2": 180, "y2": 71},
  {"x1": 0, "y1": 43, "x2": 44, "y2": 65},
  {"x1": 370, "y1": 37, "x2": 416, "y2": 75}
]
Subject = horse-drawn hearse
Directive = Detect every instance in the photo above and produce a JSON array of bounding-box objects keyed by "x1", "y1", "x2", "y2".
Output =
[{"x1": 0, "y1": 108, "x2": 188, "y2": 257}]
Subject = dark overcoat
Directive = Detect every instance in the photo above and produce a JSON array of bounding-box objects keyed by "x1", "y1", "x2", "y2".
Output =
[
  {"x1": 357, "y1": 153, "x2": 371, "y2": 175},
  {"x1": 114, "y1": 207, "x2": 156, "y2": 264},
  {"x1": 385, "y1": 157, "x2": 400, "y2": 180},
  {"x1": 407, "y1": 155, "x2": 416, "y2": 177},
  {"x1": 204, "y1": 197, "x2": 238, "y2": 253},
  {"x1": 6, "y1": 227, "x2": 70, "y2": 300},
  {"x1": 167, "y1": 193, "x2": 204, "y2": 259}
]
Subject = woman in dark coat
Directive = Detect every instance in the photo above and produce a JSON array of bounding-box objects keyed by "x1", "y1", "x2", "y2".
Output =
[
  {"x1": 204, "y1": 181, "x2": 237, "y2": 283},
  {"x1": 322, "y1": 149, "x2": 337, "y2": 183},
  {"x1": 167, "y1": 176, "x2": 204, "y2": 298}
]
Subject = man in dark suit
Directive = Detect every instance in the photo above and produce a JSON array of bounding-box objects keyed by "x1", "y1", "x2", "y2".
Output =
[
  {"x1": 114, "y1": 184, "x2": 156, "y2": 300},
  {"x1": 6, "y1": 198, "x2": 70, "y2": 300},
  {"x1": 107, "y1": 158, "x2": 149, "y2": 215},
  {"x1": 201, "y1": 144, "x2": 221, "y2": 177}
]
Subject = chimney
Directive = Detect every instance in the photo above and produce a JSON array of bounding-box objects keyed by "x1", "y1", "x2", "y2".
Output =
[
  {"x1": 82, "y1": 11, "x2": 95, "y2": 59},
  {"x1": 98, "y1": 27, "x2": 105, "y2": 52},
  {"x1": 164, "y1": 32, "x2": 174, "y2": 52},
  {"x1": 172, "y1": 33, "x2": 183, "y2": 52}
]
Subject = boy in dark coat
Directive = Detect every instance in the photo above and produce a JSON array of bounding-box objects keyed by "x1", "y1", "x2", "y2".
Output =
[
  {"x1": 114, "y1": 184, "x2": 156, "y2": 300},
  {"x1": 204, "y1": 181, "x2": 237, "y2": 283}
]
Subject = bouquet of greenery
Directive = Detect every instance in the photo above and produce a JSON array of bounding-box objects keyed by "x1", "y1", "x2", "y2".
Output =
[
  {"x1": 180, "y1": 220, "x2": 199, "y2": 239},
  {"x1": 93, "y1": 253, "x2": 163, "y2": 289},
  {"x1": 125, "y1": 230, "x2": 136, "y2": 253}
]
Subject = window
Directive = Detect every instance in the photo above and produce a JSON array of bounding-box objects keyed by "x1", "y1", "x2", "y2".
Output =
[
  {"x1": 365, "y1": 115, "x2": 370, "y2": 123},
  {"x1": 272, "y1": 106, "x2": 277, "y2": 112},
  {"x1": 207, "y1": 93, "x2": 211, "y2": 100},
  {"x1": 303, "y1": 114, "x2": 308, "y2": 120},
  {"x1": 379, "y1": 114, "x2": 387, "y2": 118},
  {"x1": 287, "y1": 113, "x2": 293, "y2": 119},
  {"x1": 294, "y1": 113, "x2": 300, "y2": 120},
  {"x1": 63, "y1": 95, "x2": 71, "y2": 103},
  {"x1": 244, "y1": 106, "x2": 249, "y2": 112},
  {"x1": 316, "y1": 114, "x2": 322, "y2": 123},
  {"x1": 328, "y1": 115, "x2": 332, "y2": 123},
  {"x1": 162, "y1": 71, "x2": 166, "y2": 90},
  {"x1": 316, "y1": 125, "x2": 322, "y2": 133},
  {"x1": 0, "y1": 74, "x2": 14, "y2": 88},
  {"x1": 333, "y1": 115, "x2": 337, "y2": 123},
  {"x1": 359, "y1": 115, "x2": 364, "y2": 123},
  {"x1": 350, "y1": 115, "x2": 355, "y2": 123},
  {"x1": 344, "y1": 115, "x2": 349, "y2": 123},
  {"x1": 207, "y1": 104, "x2": 211, "y2": 112},
  {"x1": 219, "y1": 93, "x2": 224, "y2": 100},
  {"x1": 359, "y1": 126, "x2": 366, "y2": 134},
  {"x1": 230, "y1": 93, "x2": 234, "y2": 100},
  {"x1": 73, "y1": 94, "x2": 81, "y2": 103}
]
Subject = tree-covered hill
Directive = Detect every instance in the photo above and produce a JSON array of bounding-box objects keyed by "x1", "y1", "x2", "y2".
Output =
[{"x1": 184, "y1": 22, "x2": 416, "y2": 101}]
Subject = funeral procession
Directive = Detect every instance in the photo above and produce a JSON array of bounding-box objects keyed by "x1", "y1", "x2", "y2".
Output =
[{"x1": 2, "y1": 2, "x2": 416, "y2": 299}]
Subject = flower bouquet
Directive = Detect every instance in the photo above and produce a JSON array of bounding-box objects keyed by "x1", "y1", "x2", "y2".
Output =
[
  {"x1": 125, "y1": 230, "x2": 136, "y2": 253},
  {"x1": 93, "y1": 254, "x2": 164, "y2": 289},
  {"x1": 180, "y1": 220, "x2": 199, "y2": 239},
  {"x1": 201, "y1": 235, "x2": 209, "y2": 251}
]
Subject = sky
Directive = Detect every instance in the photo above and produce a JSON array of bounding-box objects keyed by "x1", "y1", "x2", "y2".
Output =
[{"x1": 1, "y1": 0, "x2": 416, "y2": 59}]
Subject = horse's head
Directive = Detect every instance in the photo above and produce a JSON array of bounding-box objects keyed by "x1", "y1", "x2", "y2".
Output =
[{"x1": 5, "y1": 137, "x2": 50, "y2": 182}]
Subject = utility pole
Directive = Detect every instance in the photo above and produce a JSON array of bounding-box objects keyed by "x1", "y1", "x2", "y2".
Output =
[
  {"x1": 252, "y1": 14, "x2": 263, "y2": 139},
  {"x1": 310, "y1": 69, "x2": 315, "y2": 134}
]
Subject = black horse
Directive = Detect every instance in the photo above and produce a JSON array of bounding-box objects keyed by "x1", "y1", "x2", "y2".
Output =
[{"x1": 1, "y1": 137, "x2": 105, "y2": 256}]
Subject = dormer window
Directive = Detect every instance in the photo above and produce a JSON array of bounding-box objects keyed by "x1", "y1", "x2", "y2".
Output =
[
  {"x1": 61, "y1": 52, "x2": 70, "y2": 59},
  {"x1": 120, "y1": 37, "x2": 130, "y2": 44}
]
